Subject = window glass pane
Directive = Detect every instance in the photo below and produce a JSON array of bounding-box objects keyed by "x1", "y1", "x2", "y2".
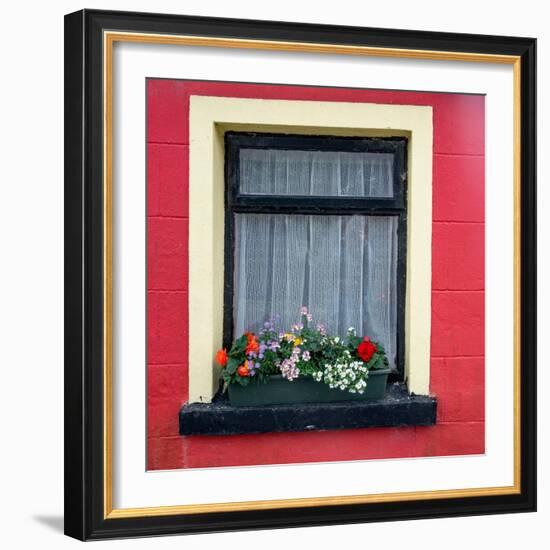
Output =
[
  {"x1": 239, "y1": 149, "x2": 394, "y2": 197},
  {"x1": 233, "y1": 213, "x2": 398, "y2": 368}
]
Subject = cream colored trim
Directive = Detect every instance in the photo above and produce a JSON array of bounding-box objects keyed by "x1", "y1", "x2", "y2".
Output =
[{"x1": 188, "y1": 96, "x2": 433, "y2": 402}]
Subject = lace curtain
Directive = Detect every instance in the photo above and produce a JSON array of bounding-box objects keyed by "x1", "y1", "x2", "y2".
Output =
[
  {"x1": 240, "y1": 148, "x2": 394, "y2": 197},
  {"x1": 233, "y1": 148, "x2": 398, "y2": 368}
]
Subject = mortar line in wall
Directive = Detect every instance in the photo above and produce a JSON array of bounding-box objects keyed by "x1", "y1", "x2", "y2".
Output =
[
  {"x1": 147, "y1": 140, "x2": 188, "y2": 146},
  {"x1": 433, "y1": 152, "x2": 484, "y2": 158},
  {"x1": 147, "y1": 215, "x2": 189, "y2": 220},
  {"x1": 432, "y1": 220, "x2": 485, "y2": 224},
  {"x1": 432, "y1": 288, "x2": 485, "y2": 292},
  {"x1": 431, "y1": 355, "x2": 484, "y2": 359},
  {"x1": 147, "y1": 289, "x2": 188, "y2": 293},
  {"x1": 147, "y1": 362, "x2": 188, "y2": 366}
]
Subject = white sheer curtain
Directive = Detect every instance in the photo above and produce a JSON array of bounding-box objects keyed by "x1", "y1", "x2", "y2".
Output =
[
  {"x1": 234, "y1": 214, "x2": 398, "y2": 368},
  {"x1": 233, "y1": 147, "x2": 398, "y2": 368},
  {"x1": 240, "y1": 148, "x2": 394, "y2": 197}
]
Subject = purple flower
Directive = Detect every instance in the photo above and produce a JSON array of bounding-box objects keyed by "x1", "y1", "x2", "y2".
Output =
[
  {"x1": 300, "y1": 306, "x2": 313, "y2": 322},
  {"x1": 247, "y1": 362, "x2": 260, "y2": 377},
  {"x1": 302, "y1": 350, "x2": 311, "y2": 361},
  {"x1": 269, "y1": 341, "x2": 280, "y2": 352}
]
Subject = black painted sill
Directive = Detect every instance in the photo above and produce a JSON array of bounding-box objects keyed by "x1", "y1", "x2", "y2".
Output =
[{"x1": 179, "y1": 383, "x2": 437, "y2": 436}]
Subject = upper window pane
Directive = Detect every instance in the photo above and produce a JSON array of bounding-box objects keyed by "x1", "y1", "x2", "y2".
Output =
[{"x1": 239, "y1": 148, "x2": 394, "y2": 198}]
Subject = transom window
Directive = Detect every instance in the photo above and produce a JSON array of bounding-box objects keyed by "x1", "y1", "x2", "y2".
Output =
[{"x1": 224, "y1": 133, "x2": 407, "y2": 377}]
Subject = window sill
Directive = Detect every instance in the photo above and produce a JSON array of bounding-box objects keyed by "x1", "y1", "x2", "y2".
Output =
[{"x1": 179, "y1": 383, "x2": 437, "y2": 436}]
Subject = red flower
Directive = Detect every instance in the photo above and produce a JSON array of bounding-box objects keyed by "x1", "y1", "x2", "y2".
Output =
[
  {"x1": 237, "y1": 364, "x2": 250, "y2": 377},
  {"x1": 215, "y1": 348, "x2": 228, "y2": 367},
  {"x1": 357, "y1": 337, "x2": 377, "y2": 363}
]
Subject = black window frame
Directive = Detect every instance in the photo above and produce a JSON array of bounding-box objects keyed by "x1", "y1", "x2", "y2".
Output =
[{"x1": 224, "y1": 131, "x2": 408, "y2": 381}]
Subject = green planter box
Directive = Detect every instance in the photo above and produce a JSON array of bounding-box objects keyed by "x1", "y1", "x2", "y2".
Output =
[{"x1": 227, "y1": 368, "x2": 391, "y2": 407}]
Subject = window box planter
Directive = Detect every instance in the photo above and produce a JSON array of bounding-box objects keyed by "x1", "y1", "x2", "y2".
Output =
[{"x1": 227, "y1": 368, "x2": 391, "y2": 407}]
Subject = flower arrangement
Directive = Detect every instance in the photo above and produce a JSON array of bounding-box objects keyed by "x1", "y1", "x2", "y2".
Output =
[{"x1": 215, "y1": 307, "x2": 389, "y2": 395}]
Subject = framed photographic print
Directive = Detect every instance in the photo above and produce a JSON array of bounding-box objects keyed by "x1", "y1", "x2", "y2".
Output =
[{"x1": 64, "y1": 9, "x2": 537, "y2": 540}]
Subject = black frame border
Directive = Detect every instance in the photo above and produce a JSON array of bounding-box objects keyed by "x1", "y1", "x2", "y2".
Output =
[{"x1": 64, "y1": 9, "x2": 537, "y2": 541}]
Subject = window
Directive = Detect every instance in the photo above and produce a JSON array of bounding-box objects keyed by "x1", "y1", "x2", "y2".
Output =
[{"x1": 224, "y1": 133, "x2": 407, "y2": 378}]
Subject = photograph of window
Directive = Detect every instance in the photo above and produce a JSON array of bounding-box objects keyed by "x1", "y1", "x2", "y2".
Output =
[
  {"x1": 146, "y1": 79, "x2": 485, "y2": 470},
  {"x1": 64, "y1": 11, "x2": 536, "y2": 537}
]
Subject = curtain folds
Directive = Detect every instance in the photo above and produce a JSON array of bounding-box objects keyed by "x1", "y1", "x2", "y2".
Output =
[
  {"x1": 240, "y1": 148, "x2": 394, "y2": 197},
  {"x1": 233, "y1": 147, "x2": 398, "y2": 367},
  {"x1": 234, "y1": 214, "x2": 398, "y2": 368}
]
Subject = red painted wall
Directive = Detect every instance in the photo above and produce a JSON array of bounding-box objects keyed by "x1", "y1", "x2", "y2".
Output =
[{"x1": 146, "y1": 79, "x2": 485, "y2": 470}]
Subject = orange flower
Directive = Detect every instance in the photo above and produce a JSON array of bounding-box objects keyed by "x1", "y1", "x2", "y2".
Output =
[
  {"x1": 237, "y1": 363, "x2": 250, "y2": 377},
  {"x1": 245, "y1": 333, "x2": 259, "y2": 355},
  {"x1": 215, "y1": 348, "x2": 228, "y2": 367}
]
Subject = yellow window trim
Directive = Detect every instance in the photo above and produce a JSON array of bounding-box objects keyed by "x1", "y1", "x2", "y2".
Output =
[{"x1": 188, "y1": 95, "x2": 433, "y2": 403}]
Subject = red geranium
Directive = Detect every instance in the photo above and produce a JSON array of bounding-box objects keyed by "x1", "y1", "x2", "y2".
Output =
[
  {"x1": 237, "y1": 363, "x2": 250, "y2": 377},
  {"x1": 215, "y1": 348, "x2": 228, "y2": 367},
  {"x1": 357, "y1": 337, "x2": 377, "y2": 363}
]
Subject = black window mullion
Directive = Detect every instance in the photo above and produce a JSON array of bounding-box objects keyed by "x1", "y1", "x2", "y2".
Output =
[
  {"x1": 393, "y1": 137, "x2": 407, "y2": 208},
  {"x1": 232, "y1": 205, "x2": 405, "y2": 217},
  {"x1": 393, "y1": 210, "x2": 408, "y2": 381},
  {"x1": 230, "y1": 196, "x2": 404, "y2": 214}
]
